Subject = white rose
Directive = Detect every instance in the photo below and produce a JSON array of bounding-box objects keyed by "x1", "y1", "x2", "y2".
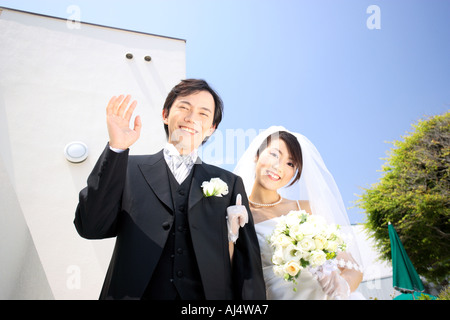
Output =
[
  {"x1": 272, "y1": 248, "x2": 284, "y2": 265},
  {"x1": 272, "y1": 234, "x2": 293, "y2": 248},
  {"x1": 298, "y1": 237, "x2": 315, "y2": 252},
  {"x1": 314, "y1": 235, "x2": 327, "y2": 251},
  {"x1": 283, "y1": 260, "x2": 302, "y2": 277},
  {"x1": 298, "y1": 222, "x2": 316, "y2": 237},
  {"x1": 325, "y1": 240, "x2": 338, "y2": 252},
  {"x1": 288, "y1": 224, "x2": 304, "y2": 241},
  {"x1": 285, "y1": 212, "x2": 301, "y2": 228},
  {"x1": 201, "y1": 178, "x2": 229, "y2": 197},
  {"x1": 309, "y1": 250, "x2": 327, "y2": 267},
  {"x1": 273, "y1": 265, "x2": 285, "y2": 278}
]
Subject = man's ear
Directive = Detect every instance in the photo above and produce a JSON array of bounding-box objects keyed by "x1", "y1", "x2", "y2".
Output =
[
  {"x1": 201, "y1": 125, "x2": 216, "y2": 144},
  {"x1": 162, "y1": 109, "x2": 169, "y2": 124},
  {"x1": 207, "y1": 124, "x2": 216, "y2": 137}
]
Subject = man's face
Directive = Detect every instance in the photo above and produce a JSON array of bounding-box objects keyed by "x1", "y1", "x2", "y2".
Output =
[{"x1": 163, "y1": 90, "x2": 216, "y2": 154}]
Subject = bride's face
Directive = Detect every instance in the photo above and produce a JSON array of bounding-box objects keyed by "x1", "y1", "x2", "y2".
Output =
[{"x1": 255, "y1": 138, "x2": 297, "y2": 191}]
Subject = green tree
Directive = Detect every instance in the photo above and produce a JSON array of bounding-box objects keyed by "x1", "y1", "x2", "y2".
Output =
[{"x1": 357, "y1": 112, "x2": 449, "y2": 286}]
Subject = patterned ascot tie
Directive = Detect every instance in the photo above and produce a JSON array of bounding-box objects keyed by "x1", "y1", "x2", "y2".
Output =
[{"x1": 163, "y1": 143, "x2": 198, "y2": 184}]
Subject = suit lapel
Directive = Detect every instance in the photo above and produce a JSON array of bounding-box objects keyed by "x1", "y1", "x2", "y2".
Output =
[
  {"x1": 138, "y1": 152, "x2": 212, "y2": 212},
  {"x1": 188, "y1": 162, "x2": 210, "y2": 211},
  {"x1": 138, "y1": 150, "x2": 174, "y2": 212}
]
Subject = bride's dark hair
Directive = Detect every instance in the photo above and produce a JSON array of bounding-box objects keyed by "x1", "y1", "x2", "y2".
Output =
[{"x1": 255, "y1": 131, "x2": 303, "y2": 187}]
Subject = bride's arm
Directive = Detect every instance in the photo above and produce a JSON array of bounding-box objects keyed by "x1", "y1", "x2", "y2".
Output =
[
  {"x1": 298, "y1": 200, "x2": 312, "y2": 214},
  {"x1": 336, "y1": 251, "x2": 363, "y2": 292}
]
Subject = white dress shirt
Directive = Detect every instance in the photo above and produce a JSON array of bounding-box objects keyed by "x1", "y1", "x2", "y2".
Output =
[{"x1": 163, "y1": 143, "x2": 198, "y2": 184}]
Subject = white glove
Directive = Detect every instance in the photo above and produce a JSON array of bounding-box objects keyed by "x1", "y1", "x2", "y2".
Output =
[
  {"x1": 226, "y1": 194, "x2": 248, "y2": 243},
  {"x1": 318, "y1": 270, "x2": 351, "y2": 300}
]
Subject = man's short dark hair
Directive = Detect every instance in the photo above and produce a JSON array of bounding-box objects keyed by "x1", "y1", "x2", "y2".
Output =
[{"x1": 162, "y1": 79, "x2": 224, "y2": 139}]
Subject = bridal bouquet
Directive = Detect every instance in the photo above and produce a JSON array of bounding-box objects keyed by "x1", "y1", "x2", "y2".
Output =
[{"x1": 269, "y1": 210, "x2": 346, "y2": 287}]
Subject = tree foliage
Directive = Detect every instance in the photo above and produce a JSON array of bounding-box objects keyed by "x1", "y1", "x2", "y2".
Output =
[{"x1": 357, "y1": 112, "x2": 449, "y2": 286}]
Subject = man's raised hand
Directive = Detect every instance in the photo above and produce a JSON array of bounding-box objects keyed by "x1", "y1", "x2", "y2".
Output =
[{"x1": 106, "y1": 95, "x2": 142, "y2": 150}]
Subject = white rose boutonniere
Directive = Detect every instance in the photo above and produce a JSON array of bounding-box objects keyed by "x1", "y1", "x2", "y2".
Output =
[{"x1": 201, "y1": 178, "x2": 229, "y2": 197}]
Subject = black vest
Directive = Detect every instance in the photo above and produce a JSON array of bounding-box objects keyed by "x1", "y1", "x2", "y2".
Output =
[{"x1": 142, "y1": 164, "x2": 205, "y2": 300}]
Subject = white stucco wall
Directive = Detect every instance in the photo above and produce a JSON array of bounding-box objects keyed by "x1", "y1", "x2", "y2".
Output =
[
  {"x1": 0, "y1": 8, "x2": 185, "y2": 299},
  {"x1": 352, "y1": 225, "x2": 394, "y2": 299}
]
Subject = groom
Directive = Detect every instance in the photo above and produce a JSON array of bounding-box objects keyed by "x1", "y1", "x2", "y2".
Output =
[{"x1": 74, "y1": 79, "x2": 266, "y2": 300}]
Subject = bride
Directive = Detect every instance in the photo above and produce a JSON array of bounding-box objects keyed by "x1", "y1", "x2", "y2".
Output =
[{"x1": 233, "y1": 126, "x2": 365, "y2": 300}]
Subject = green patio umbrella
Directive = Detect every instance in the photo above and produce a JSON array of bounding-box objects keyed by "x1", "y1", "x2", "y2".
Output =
[
  {"x1": 388, "y1": 222, "x2": 425, "y2": 297},
  {"x1": 393, "y1": 291, "x2": 436, "y2": 300}
]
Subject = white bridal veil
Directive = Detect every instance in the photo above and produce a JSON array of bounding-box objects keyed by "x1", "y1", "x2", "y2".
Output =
[{"x1": 233, "y1": 126, "x2": 363, "y2": 266}]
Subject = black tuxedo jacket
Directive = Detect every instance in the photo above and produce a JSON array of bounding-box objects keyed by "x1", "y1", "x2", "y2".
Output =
[{"x1": 74, "y1": 145, "x2": 266, "y2": 300}]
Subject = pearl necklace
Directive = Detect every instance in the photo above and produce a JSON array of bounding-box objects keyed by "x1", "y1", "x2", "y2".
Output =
[{"x1": 249, "y1": 195, "x2": 283, "y2": 207}]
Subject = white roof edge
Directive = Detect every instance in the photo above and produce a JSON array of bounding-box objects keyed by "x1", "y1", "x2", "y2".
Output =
[{"x1": 0, "y1": 6, "x2": 186, "y2": 43}]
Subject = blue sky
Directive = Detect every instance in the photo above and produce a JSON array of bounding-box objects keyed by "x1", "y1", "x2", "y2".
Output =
[{"x1": 1, "y1": 0, "x2": 449, "y2": 223}]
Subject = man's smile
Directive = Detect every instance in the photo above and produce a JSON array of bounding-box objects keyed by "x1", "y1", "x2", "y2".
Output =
[{"x1": 179, "y1": 126, "x2": 198, "y2": 134}]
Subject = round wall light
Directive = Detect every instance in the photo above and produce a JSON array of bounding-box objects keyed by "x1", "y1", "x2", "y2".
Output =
[{"x1": 64, "y1": 141, "x2": 88, "y2": 163}]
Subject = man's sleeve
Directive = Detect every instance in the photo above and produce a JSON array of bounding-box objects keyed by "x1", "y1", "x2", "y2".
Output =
[
  {"x1": 231, "y1": 175, "x2": 267, "y2": 300},
  {"x1": 74, "y1": 143, "x2": 129, "y2": 239}
]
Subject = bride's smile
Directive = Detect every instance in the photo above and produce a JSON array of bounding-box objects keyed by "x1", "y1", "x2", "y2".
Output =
[{"x1": 266, "y1": 170, "x2": 281, "y2": 181}]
